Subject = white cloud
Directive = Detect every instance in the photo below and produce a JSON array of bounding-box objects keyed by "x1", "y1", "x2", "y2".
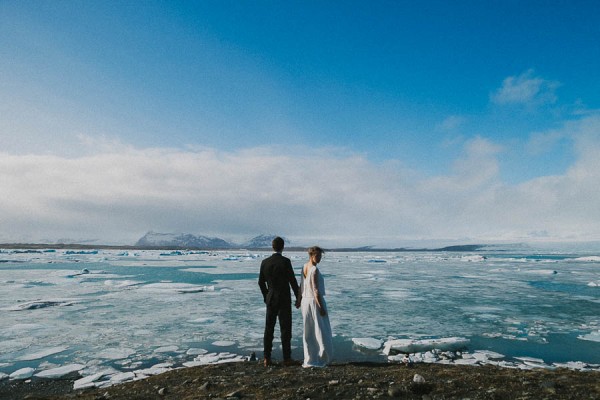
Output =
[
  {"x1": 2, "y1": 116, "x2": 600, "y2": 246},
  {"x1": 491, "y1": 69, "x2": 560, "y2": 107},
  {"x1": 436, "y1": 115, "x2": 466, "y2": 132}
]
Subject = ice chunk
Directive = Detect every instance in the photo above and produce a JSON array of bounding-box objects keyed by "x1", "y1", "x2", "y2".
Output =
[
  {"x1": 197, "y1": 353, "x2": 221, "y2": 364},
  {"x1": 35, "y1": 364, "x2": 84, "y2": 379},
  {"x1": 189, "y1": 317, "x2": 214, "y2": 324},
  {"x1": 352, "y1": 338, "x2": 383, "y2": 350},
  {"x1": 522, "y1": 269, "x2": 558, "y2": 275},
  {"x1": 0, "y1": 372, "x2": 8, "y2": 380},
  {"x1": 461, "y1": 255, "x2": 486, "y2": 262},
  {"x1": 109, "y1": 372, "x2": 136, "y2": 384},
  {"x1": 454, "y1": 358, "x2": 481, "y2": 365},
  {"x1": 18, "y1": 346, "x2": 69, "y2": 361},
  {"x1": 104, "y1": 280, "x2": 143, "y2": 288},
  {"x1": 573, "y1": 256, "x2": 600, "y2": 262},
  {"x1": 578, "y1": 330, "x2": 600, "y2": 342},
  {"x1": 212, "y1": 340, "x2": 235, "y2": 347},
  {"x1": 514, "y1": 356, "x2": 550, "y2": 369},
  {"x1": 96, "y1": 348, "x2": 136, "y2": 359},
  {"x1": 7, "y1": 299, "x2": 78, "y2": 311},
  {"x1": 553, "y1": 361, "x2": 590, "y2": 370},
  {"x1": 134, "y1": 365, "x2": 172, "y2": 376},
  {"x1": 10, "y1": 367, "x2": 35, "y2": 380},
  {"x1": 139, "y1": 282, "x2": 213, "y2": 293},
  {"x1": 186, "y1": 348, "x2": 208, "y2": 355},
  {"x1": 153, "y1": 345, "x2": 179, "y2": 353},
  {"x1": 73, "y1": 372, "x2": 106, "y2": 390},
  {"x1": 472, "y1": 350, "x2": 505, "y2": 361},
  {"x1": 383, "y1": 337, "x2": 469, "y2": 355}
]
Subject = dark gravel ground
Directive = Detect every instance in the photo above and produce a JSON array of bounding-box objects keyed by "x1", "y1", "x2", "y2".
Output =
[{"x1": 2, "y1": 361, "x2": 599, "y2": 400}]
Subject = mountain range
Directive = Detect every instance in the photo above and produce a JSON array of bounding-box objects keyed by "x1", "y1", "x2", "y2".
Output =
[{"x1": 135, "y1": 232, "x2": 284, "y2": 249}]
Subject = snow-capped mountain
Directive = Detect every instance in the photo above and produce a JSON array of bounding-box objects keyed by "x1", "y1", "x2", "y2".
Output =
[
  {"x1": 135, "y1": 232, "x2": 233, "y2": 249},
  {"x1": 135, "y1": 232, "x2": 287, "y2": 249},
  {"x1": 242, "y1": 234, "x2": 288, "y2": 249}
]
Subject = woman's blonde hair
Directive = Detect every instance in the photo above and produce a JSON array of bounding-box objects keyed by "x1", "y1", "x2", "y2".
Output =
[{"x1": 308, "y1": 246, "x2": 325, "y2": 256}]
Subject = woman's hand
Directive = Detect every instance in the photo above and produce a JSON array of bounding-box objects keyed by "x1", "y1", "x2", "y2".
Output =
[{"x1": 319, "y1": 307, "x2": 327, "y2": 317}]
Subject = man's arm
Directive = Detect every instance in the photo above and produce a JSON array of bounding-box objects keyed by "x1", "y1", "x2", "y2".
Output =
[
  {"x1": 258, "y1": 263, "x2": 269, "y2": 303},
  {"x1": 287, "y1": 260, "x2": 300, "y2": 299}
]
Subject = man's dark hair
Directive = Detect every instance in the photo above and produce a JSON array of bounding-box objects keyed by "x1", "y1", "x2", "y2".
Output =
[{"x1": 272, "y1": 236, "x2": 285, "y2": 252}]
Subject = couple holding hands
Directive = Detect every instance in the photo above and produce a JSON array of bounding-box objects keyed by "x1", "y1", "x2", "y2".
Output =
[{"x1": 258, "y1": 237, "x2": 333, "y2": 368}]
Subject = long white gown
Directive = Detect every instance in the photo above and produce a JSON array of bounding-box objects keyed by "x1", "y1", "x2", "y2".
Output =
[{"x1": 300, "y1": 265, "x2": 333, "y2": 367}]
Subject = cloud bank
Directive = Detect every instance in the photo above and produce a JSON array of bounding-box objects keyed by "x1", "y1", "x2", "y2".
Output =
[{"x1": 2, "y1": 114, "x2": 600, "y2": 247}]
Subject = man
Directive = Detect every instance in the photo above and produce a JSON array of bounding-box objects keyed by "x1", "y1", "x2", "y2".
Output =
[{"x1": 258, "y1": 236, "x2": 300, "y2": 366}]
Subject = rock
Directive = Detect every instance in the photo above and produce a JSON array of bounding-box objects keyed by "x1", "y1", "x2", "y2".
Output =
[
  {"x1": 413, "y1": 374, "x2": 426, "y2": 383},
  {"x1": 540, "y1": 380, "x2": 556, "y2": 389},
  {"x1": 158, "y1": 387, "x2": 166, "y2": 395},
  {"x1": 388, "y1": 385, "x2": 403, "y2": 397},
  {"x1": 328, "y1": 380, "x2": 339, "y2": 385},
  {"x1": 226, "y1": 389, "x2": 243, "y2": 398}
]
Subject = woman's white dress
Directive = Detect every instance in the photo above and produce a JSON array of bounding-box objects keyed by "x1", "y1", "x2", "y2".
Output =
[{"x1": 300, "y1": 265, "x2": 333, "y2": 367}]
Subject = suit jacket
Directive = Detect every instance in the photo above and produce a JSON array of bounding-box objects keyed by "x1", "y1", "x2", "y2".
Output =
[{"x1": 258, "y1": 253, "x2": 299, "y2": 306}]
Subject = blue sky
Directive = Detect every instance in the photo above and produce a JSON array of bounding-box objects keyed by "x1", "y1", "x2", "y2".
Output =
[{"x1": 2, "y1": 1, "x2": 600, "y2": 246}]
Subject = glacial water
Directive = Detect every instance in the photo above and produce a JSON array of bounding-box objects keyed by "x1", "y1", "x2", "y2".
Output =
[{"x1": 0, "y1": 245, "x2": 599, "y2": 382}]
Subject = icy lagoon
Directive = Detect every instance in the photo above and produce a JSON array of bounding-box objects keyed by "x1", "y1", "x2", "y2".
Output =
[{"x1": 1, "y1": 245, "x2": 599, "y2": 387}]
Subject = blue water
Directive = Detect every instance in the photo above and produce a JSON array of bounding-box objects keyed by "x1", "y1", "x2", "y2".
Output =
[{"x1": 0, "y1": 245, "x2": 599, "y2": 377}]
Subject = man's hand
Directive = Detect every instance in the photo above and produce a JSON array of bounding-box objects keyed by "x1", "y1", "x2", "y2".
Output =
[{"x1": 295, "y1": 298, "x2": 301, "y2": 309}]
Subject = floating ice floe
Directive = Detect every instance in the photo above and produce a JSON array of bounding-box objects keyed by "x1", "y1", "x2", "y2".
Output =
[
  {"x1": 10, "y1": 367, "x2": 35, "y2": 380},
  {"x1": 186, "y1": 348, "x2": 208, "y2": 355},
  {"x1": 96, "y1": 348, "x2": 136, "y2": 360},
  {"x1": 6, "y1": 298, "x2": 79, "y2": 311},
  {"x1": 461, "y1": 255, "x2": 486, "y2": 262},
  {"x1": 138, "y1": 282, "x2": 214, "y2": 294},
  {"x1": 588, "y1": 281, "x2": 599, "y2": 287},
  {"x1": 212, "y1": 340, "x2": 236, "y2": 347},
  {"x1": 153, "y1": 345, "x2": 179, "y2": 353},
  {"x1": 578, "y1": 330, "x2": 600, "y2": 342},
  {"x1": 383, "y1": 337, "x2": 469, "y2": 355},
  {"x1": 352, "y1": 337, "x2": 383, "y2": 350},
  {"x1": 104, "y1": 280, "x2": 143, "y2": 288},
  {"x1": 35, "y1": 364, "x2": 85, "y2": 379},
  {"x1": 17, "y1": 346, "x2": 69, "y2": 361},
  {"x1": 573, "y1": 256, "x2": 600, "y2": 262},
  {"x1": 188, "y1": 317, "x2": 214, "y2": 324},
  {"x1": 522, "y1": 269, "x2": 558, "y2": 275}
]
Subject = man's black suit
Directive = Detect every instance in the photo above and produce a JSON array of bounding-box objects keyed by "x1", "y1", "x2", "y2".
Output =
[{"x1": 258, "y1": 252, "x2": 300, "y2": 361}]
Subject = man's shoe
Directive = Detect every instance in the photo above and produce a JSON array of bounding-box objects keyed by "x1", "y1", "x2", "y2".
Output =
[{"x1": 263, "y1": 358, "x2": 272, "y2": 367}]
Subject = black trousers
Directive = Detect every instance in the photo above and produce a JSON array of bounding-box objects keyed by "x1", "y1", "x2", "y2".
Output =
[{"x1": 263, "y1": 302, "x2": 292, "y2": 360}]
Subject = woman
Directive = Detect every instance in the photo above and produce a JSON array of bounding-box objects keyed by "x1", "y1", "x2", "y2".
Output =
[{"x1": 299, "y1": 246, "x2": 333, "y2": 367}]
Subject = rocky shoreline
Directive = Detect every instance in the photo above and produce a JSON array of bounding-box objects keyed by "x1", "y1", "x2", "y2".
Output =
[{"x1": 2, "y1": 361, "x2": 599, "y2": 400}]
